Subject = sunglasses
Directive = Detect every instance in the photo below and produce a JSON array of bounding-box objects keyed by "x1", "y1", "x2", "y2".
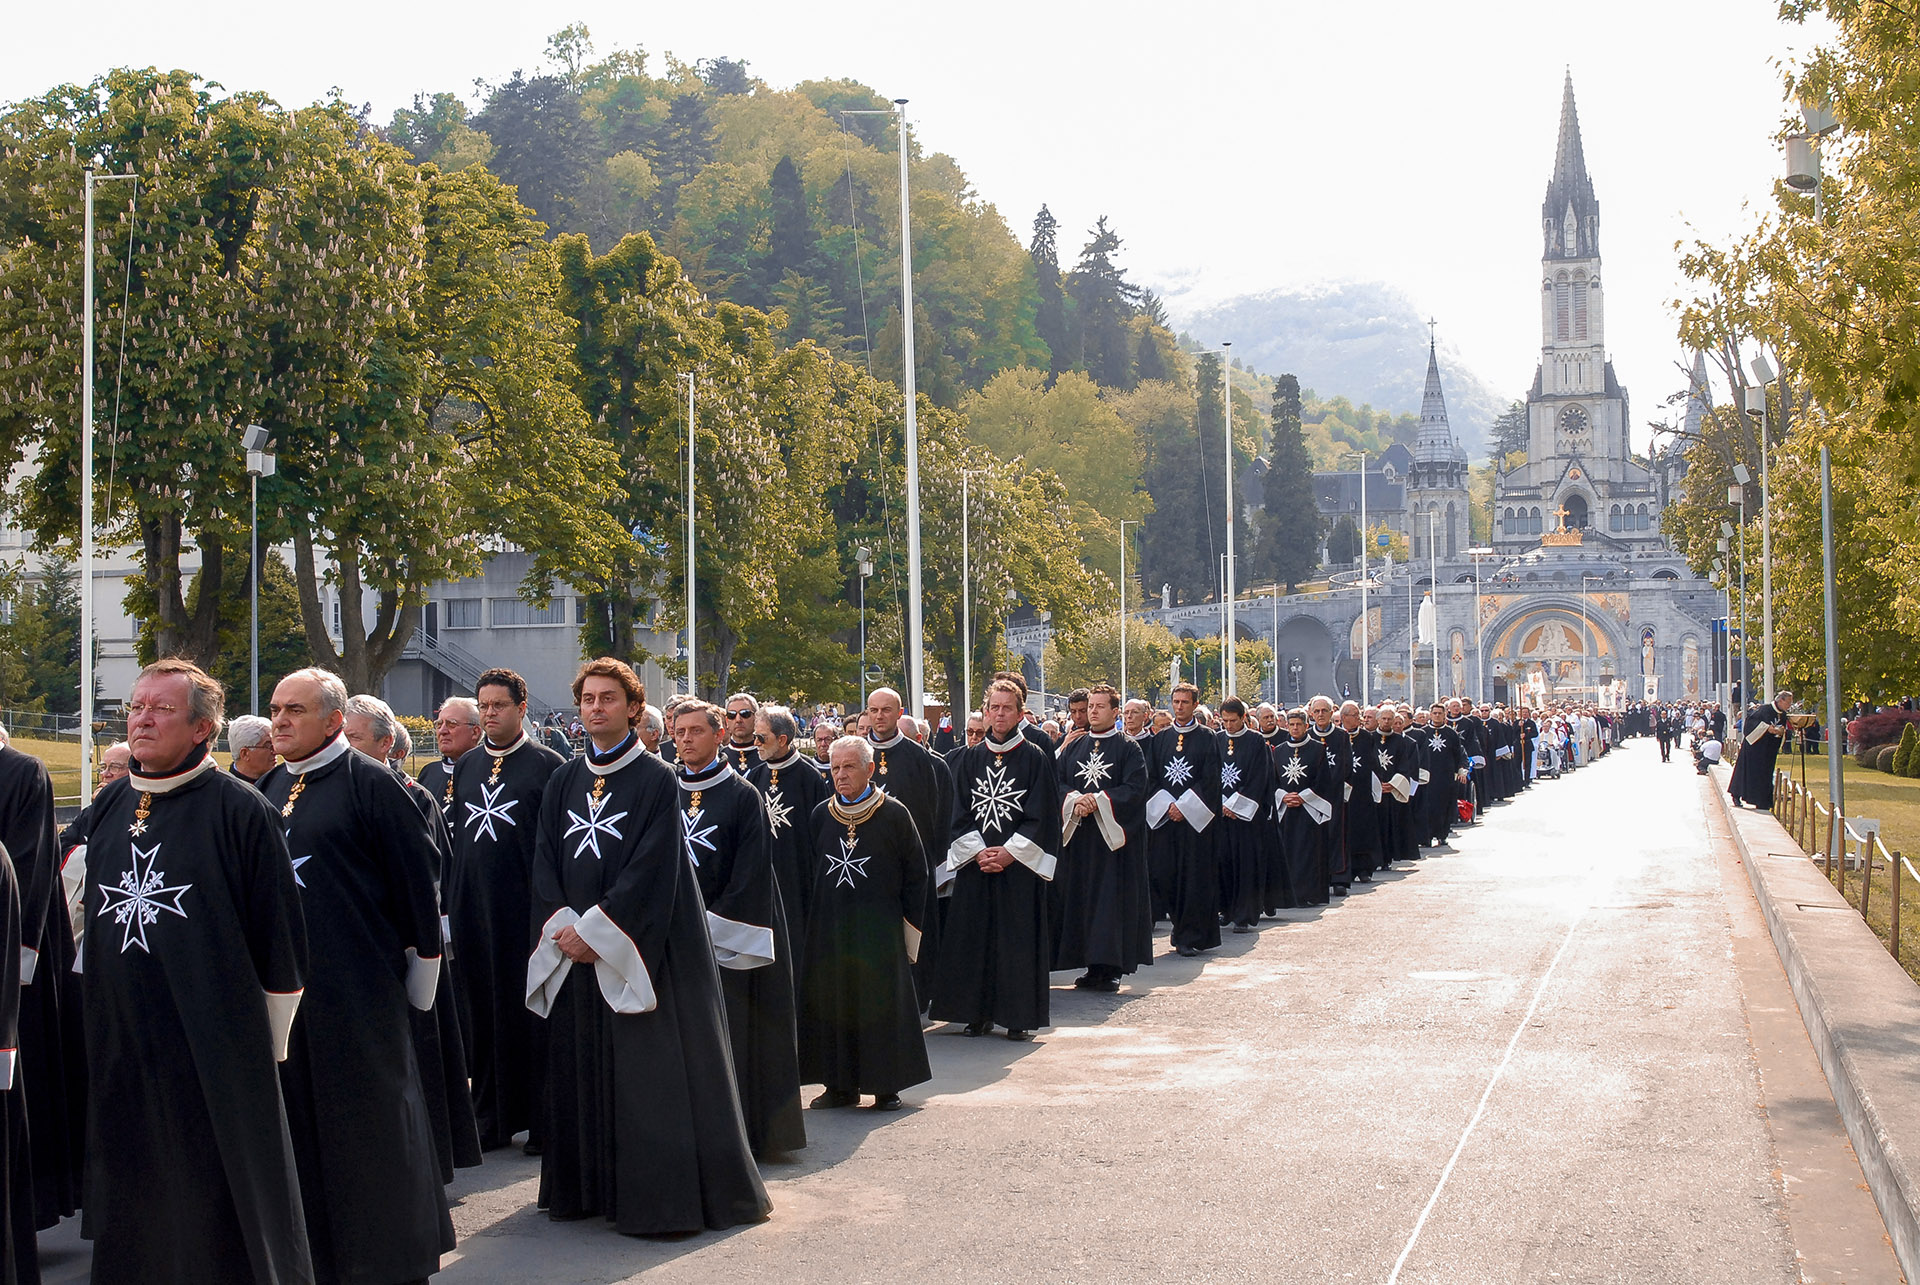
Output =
[{"x1": 726, "y1": 710, "x2": 755, "y2": 720}]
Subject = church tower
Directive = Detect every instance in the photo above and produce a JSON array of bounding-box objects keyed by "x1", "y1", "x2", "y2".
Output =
[{"x1": 1408, "y1": 335, "x2": 1471, "y2": 560}]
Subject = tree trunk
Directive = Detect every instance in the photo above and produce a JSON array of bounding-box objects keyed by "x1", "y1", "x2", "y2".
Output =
[
  {"x1": 287, "y1": 525, "x2": 421, "y2": 696},
  {"x1": 291, "y1": 522, "x2": 346, "y2": 674},
  {"x1": 144, "y1": 513, "x2": 227, "y2": 663}
]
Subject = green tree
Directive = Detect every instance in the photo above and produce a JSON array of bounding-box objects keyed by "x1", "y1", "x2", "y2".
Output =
[
  {"x1": 472, "y1": 71, "x2": 597, "y2": 232},
  {"x1": 1895, "y1": 722, "x2": 1918, "y2": 776},
  {"x1": 1488, "y1": 398, "x2": 1529, "y2": 461},
  {"x1": 136, "y1": 551, "x2": 309, "y2": 714},
  {"x1": 1126, "y1": 377, "x2": 1211, "y2": 604},
  {"x1": 1253, "y1": 373, "x2": 1325, "y2": 592},
  {"x1": 22, "y1": 559, "x2": 80, "y2": 714},
  {"x1": 1068, "y1": 216, "x2": 1139, "y2": 390},
  {"x1": 1327, "y1": 515, "x2": 1361, "y2": 564},
  {"x1": 1030, "y1": 206, "x2": 1070, "y2": 381}
]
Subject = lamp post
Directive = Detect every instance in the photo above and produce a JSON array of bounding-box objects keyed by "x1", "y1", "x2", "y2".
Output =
[
  {"x1": 894, "y1": 100, "x2": 927, "y2": 721},
  {"x1": 1729, "y1": 466, "x2": 1750, "y2": 706},
  {"x1": 682, "y1": 372, "x2": 697, "y2": 698},
  {"x1": 960, "y1": 469, "x2": 983, "y2": 720},
  {"x1": 856, "y1": 546, "x2": 874, "y2": 710},
  {"x1": 1118, "y1": 518, "x2": 1138, "y2": 700},
  {"x1": 241, "y1": 427, "x2": 276, "y2": 716},
  {"x1": 1341, "y1": 451, "x2": 1370, "y2": 707},
  {"x1": 1748, "y1": 354, "x2": 1777, "y2": 699},
  {"x1": 1467, "y1": 546, "x2": 1493, "y2": 703},
  {"x1": 1222, "y1": 340, "x2": 1236, "y2": 697},
  {"x1": 1819, "y1": 446, "x2": 1844, "y2": 856}
]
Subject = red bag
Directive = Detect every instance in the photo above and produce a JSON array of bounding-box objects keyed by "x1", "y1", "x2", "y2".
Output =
[{"x1": 1456, "y1": 798, "x2": 1475, "y2": 823}]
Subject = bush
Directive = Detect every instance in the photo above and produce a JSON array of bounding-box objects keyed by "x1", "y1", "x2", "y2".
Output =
[
  {"x1": 1877, "y1": 745, "x2": 1900, "y2": 773},
  {"x1": 1858, "y1": 740, "x2": 1882, "y2": 768},
  {"x1": 1847, "y1": 709, "x2": 1920, "y2": 755},
  {"x1": 1895, "y1": 724, "x2": 1918, "y2": 775}
]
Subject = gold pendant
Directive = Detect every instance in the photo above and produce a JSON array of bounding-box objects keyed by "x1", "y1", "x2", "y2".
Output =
[
  {"x1": 877, "y1": 752, "x2": 888, "y2": 776},
  {"x1": 281, "y1": 777, "x2": 306, "y2": 819},
  {"x1": 129, "y1": 790, "x2": 154, "y2": 836},
  {"x1": 442, "y1": 774, "x2": 455, "y2": 807},
  {"x1": 488, "y1": 756, "x2": 503, "y2": 785},
  {"x1": 591, "y1": 774, "x2": 606, "y2": 803}
]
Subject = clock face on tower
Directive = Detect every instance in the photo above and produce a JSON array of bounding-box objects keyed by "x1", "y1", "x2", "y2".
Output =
[{"x1": 1558, "y1": 405, "x2": 1591, "y2": 451}]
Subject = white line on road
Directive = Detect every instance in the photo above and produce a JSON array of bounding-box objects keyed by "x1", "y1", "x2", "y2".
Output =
[{"x1": 1385, "y1": 905, "x2": 1588, "y2": 1284}]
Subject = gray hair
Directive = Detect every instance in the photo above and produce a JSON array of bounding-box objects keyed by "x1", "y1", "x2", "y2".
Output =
[
  {"x1": 829, "y1": 734, "x2": 874, "y2": 766},
  {"x1": 759, "y1": 704, "x2": 799, "y2": 743},
  {"x1": 640, "y1": 704, "x2": 664, "y2": 737},
  {"x1": 436, "y1": 696, "x2": 480, "y2": 726},
  {"x1": 284, "y1": 667, "x2": 349, "y2": 718},
  {"x1": 344, "y1": 693, "x2": 398, "y2": 745},
  {"x1": 725, "y1": 692, "x2": 759, "y2": 714},
  {"x1": 390, "y1": 722, "x2": 413, "y2": 760},
  {"x1": 227, "y1": 715, "x2": 273, "y2": 752}
]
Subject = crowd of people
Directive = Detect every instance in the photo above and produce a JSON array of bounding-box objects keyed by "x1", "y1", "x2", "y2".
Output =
[{"x1": 0, "y1": 654, "x2": 1659, "y2": 1283}]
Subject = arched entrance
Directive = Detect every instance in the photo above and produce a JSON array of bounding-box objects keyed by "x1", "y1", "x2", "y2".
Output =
[
  {"x1": 1484, "y1": 599, "x2": 1626, "y2": 706},
  {"x1": 1272, "y1": 614, "x2": 1336, "y2": 708}
]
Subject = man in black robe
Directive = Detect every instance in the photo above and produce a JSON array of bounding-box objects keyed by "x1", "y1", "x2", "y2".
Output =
[
  {"x1": 721, "y1": 693, "x2": 763, "y2": 774},
  {"x1": 1213, "y1": 698, "x2": 1271, "y2": 931},
  {"x1": 1271, "y1": 708, "x2": 1336, "y2": 907},
  {"x1": 673, "y1": 702, "x2": 806, "y2": 1159},
  {"x1": 418, "y1": 697, "x2": 482, "y2": 818},
  {"x1": 1307, "y1": 696, "x2": 1353, "y2": 895},
  {"x1": 263, "y1": 670, "x2": 453, "y2": 1284},
  {"x1": 1338, "y1": 702, "x2": 1383, "y2": 882},
  {"x1": 450, "y1": 668, "x2": 565, "y2": 1152},
  {"x1": 747, "y1": 705, "x2": 831, "y2": 968},
  {"x1": 1144, "y1": 682, "x2": 1221, "y2": 957},
  {"x1": 1419, "y1": 703, "x2": 1467, "y2": 848},
  {"x1": 82, "y1": 658, "x2": 310, "y2": 1285},
  {"x1": 1729, "y1": 691, "x2": 1794, "y2": 809},
  {"x1": 1053, "y1": 684, "x2": 1151, "y2": 990},
  {"x1": 529, "y1": 658, "x2": 770, "y2": 1233},
  {"x1": 343, "y1": 695, "x2": 482, "y2": 1183},
  {"x1": 1374, "y1": 707, "x2": 1421, "y2": 866},
  {"x1": 866, "y1": 687, "x2": 950, "y2": 1011},
  {"x1": 801, "y1": 736, "x2": 931, "y2": 1111},
  {"x1": 934, "y1": 679, "x2": 1059, "y2": 1039},
  {"x1": 227, "y1": 713, "x2": 279, "y2": 786}
]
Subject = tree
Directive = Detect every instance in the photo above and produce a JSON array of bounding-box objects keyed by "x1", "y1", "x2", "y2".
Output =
[
  {"x1": 697, "y1": 58, "x2": 755, "y2": 97},
  {"x1": 1068, "y1": 216, "x2": 1140, "y2": 390},
  {"x1": 652, "y1": 93, "x2": 714, "y2": 219},
  {"x1": 1127, "y1": 376, "x2": 1212, "y2": 604},
  {"x1": 21, "y1": 560, "x2": 80, "y2": 714},
  {"x1": 1488, "y1": 399, "x2": 1529, "y2": 461},
  {"x1": 756, "y1": 155, "x2": 817, "y2": 303},
  {"x1": 472, "y1": 71, "x2": 596, "y2": 232},
  {"x1": 1043, "y1": 615, "x2": 1182, "y2": 703},
  {"x1": 1327, "y1": 516, "x2": 1361, "y2": 564},
  {"x1": 1030, "y1": 206, "x2": 1070, "y2": 381},
  {"x1": 1253, "y1": 374, "x2": 1325, "y2": 593},
  {"x1": 136, "y1": 551, "x2": 309, "y2": 714}
]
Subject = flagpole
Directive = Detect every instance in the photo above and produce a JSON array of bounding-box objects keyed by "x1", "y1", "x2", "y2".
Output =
[
  {"x1": 895, "y1": 99, "x2": 925, "y2": 721},
  {"x1": 1222, "y1": 341, "x2": 1235, "y2": 697},
  {"x1": 683, "y1": 372, "x2": 696, "y2": 698}
]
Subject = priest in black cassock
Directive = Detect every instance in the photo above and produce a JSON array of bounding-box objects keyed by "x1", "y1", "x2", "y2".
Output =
[
  {"x1": 1417, "y1": 705, "x2": 1466, "y2": 848},
  {"x1": 933, "y1": 680, "x2": 1059, "y2": 1039},
  {"x1": 1339, "y1": 703, "x2": 1384, "y2": 882},
  {"x1": 417, "y1": 696, "x2": 482, "y2": 819},
  {"x1": 1729, "y1": 691, "x2": 1794, "y2": 810},
  {"x1": 800, "y1": 737, "x2": 930, "y2": 1111},
  {"x1": 263, "y1": 670, "x2": 453, "y2": 1284},
  {"x1": 1271, "y1": 708, "x2": 1336, "y2": 908},
  {"x1": 1374, "y1": 707, "x2": 1421, "y2": 866},
  {"x1": 721, "y1": 694, "x2": 763, "y2": 774},
  {"x1": 866, "y1": 688, "x2": 950, "y2": 1011},
  {"x1": 1145, "y1": 682, "x2": 1221, "y2": 957},
  {"x1": 1213, "y1": 698, "x2": 1272, "y2": 931},
  {"x1": 747, "y1": 705, "x2": 831, "y2": 968},
  {"x1": 672, "y1": 702, "x2": 806, "y2": 1158},
  {"x1": 450, "y1": 668, "x2": 565, "y2": 1152},
  {"x1": 82, "y1": 659, "x2": 310, "y2": 1285},
  {"x1": 528, "y1": 659, "x2": 770, "y2": 1233},
  {"x1": 1052, "y1": 684, "x2": 1152, "y2": 990},
  {"x1": 0, "y1": 735, "x2": 82, "y2": 1234},
  {"x1": 1307, "y1": 697, "x2": 1353, "y2": 895}
]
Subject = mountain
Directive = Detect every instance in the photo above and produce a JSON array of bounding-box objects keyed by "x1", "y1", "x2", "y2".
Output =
[{"x1": 1159, "y1": 280, "x2": 1508, "y2": 460}]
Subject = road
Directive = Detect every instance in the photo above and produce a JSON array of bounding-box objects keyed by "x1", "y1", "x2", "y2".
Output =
[{"x1": 38, "y1": 737, "x2": 1903, "y2": 1283}]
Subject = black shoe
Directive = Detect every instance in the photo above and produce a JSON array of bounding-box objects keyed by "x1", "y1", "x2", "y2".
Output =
[
  {"x1": 962, "y1": 1021, "x2": 990, "y2": 1037},
  {"x1": 1177, "y1": 945, "x2": 1199, "y2": 958},
  {"x1": 1072, "y1": 973, "x2": 1096, "y2": 989},
  {"x1": 1090, "y1": 976, "x2": 1121, "y2": 993},
  {"x1": 523, "y1": 1139, "x2": 544, "y2": 1157},
  {"x1": 811, "y1": 1088, "x2": 860, "y2": 1109},
  {"x1": 871, "y1": 1092, "x2": 903, "y2": 1111},
  {"x1": 1333, "y1": 884, "x2": 1350, "y2": 896},
  {"x1": 1005, "y1": 1029, "x2": 1033, "y2": 1042},
  {"x1": 1232, "y1": 921, "x2": 1252, "y2": 934}
]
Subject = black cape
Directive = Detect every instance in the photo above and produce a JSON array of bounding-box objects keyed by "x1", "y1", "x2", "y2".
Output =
[
  {"x1": 868, "y1": 732, "x2": 950, "y2": 1007},
  {"x1": 1214, "y1": 728, "x2": 1273, "y2": 927},
  {"x1": 261, "y1": 739, "x2": 454, "y2": 1284},
  {"x1": 1051, "y1": 729, "x2": 1152, "y2": 973},
  {"x1": 799, "y1": 789, "x2": 931, "y2": 1095},
  {"x1": 1270, "y1": 736, "x2": 1336, "y2": 908},
  {"x1": 1144, "y1": 722, "x2": 1222, "y2": 952},
  {"x1": 1729, "y1": 703, "x2": 1789, "y2": 808},
  {"x1": 82, "y1": 751, "x2": 311, "y2": 1285},
  {"x1": 1340, "y1": 727, "x2": 1384, "y2": 875},
  {"x1": 415, "y1": 756, "x2": 460, "y2": 819},
  {"x1": 528, "y1": 736, "x2": 770, "y2": 1234},
  {"x1": 678, "y1": 758, "x2": 806, "y2": 1157},
  {"x1": 1416, "y1": 724, "x2": 1465, "y2": 845},
  {"x1": 746, "y1": 750, "x2": 832, "y2": 970},
  {"x1": 1309, "y1": 723, "x2": 1353, "y2": 889},
  {"x1": 448, "y1": 731, "x2": 565, "y2": 1148}
]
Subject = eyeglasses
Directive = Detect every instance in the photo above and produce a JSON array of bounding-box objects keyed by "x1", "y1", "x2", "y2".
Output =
[
  {"x1": 99, "y1": 761, "x2": 131, "y2": 779},
  {"x1": 433, "y1": 719, "x2": 478, "y2": 729},
  {"x1": 726, "y1": 710, "x2": 755, "y2": 720},
  {"x1": 125, "y1": 702, "x2": 181, "y2": 718},
  {"x1": 752, "y1": 733, "x2": 775, "y2": 744},
  {"x1": 966, "y1": 728, "x2": 985, "y2": 740}
]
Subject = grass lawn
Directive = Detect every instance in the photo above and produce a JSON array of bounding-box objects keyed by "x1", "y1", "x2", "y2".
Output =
[
  {"x1": 10, "y1": 733, "x2": 435, "y2": 809},
  {"x1": 1763, "y1": 748, "x2": 1920, "y2": 983}
]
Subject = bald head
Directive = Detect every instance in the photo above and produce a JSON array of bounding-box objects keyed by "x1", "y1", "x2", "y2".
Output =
[{"x1": 866, "y1": 688, "x2": 904, "y2": 740}]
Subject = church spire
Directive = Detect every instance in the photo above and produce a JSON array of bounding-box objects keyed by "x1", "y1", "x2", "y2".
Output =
[
  {"x1": 1543, "y1": 71, "x2": 1600, "y2": 258},
  {"x1": 1414, "y1": 331, "x2": 1464, "y2": 466}
]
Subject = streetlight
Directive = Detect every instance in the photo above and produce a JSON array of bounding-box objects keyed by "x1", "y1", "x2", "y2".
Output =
[
  {"x1": 1222, "y1": 340, "x2": 1236, "y2": 697},
  {"x1": 1118, "y1": 518, "x2": 1138, "y2": 700},
  {"x1": 1341, "y1": 450, "x2": 1370, "y2": 707},
  {"x1": 960, "y1": 469, "x2": 983, "y2": 719},
  {"x1": 1729, "y1": 464, "x2": 1751, "y2": 706},
  {"x1": 682, "y1": 372, "x2": 697, "y2": 698},
  {"x1": 1467, "y1": 546, "x2": 1494, "y2": 702},
  {"x1": 856, "y1": 546, "x2": 874, "y2": 710},
  {"x1": 1748, "y1": 353, "x2": 1777, "y2": 699},
  {"x1": 1289, "y1": 656, "x2": 1303, "y2": 705},
  {"x1": 1718, "y1": 520, "x2": 1735, "y2": 709},
  {"x1": 241, "y1": 426, "x2": 276, "y2": 716}
]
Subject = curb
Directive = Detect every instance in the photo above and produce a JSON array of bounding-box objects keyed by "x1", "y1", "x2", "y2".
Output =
[{"x1": 1710, "y1": 766, "x2": 1920, "y2": 1282}]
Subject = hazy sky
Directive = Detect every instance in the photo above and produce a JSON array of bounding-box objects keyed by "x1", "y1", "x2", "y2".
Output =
[{"x1": 4, "y1": 1, "x2": 1826, "y2": 440}]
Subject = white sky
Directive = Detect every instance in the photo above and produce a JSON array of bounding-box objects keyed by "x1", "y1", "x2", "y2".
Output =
[{"x1": 5, "y1": 1, "x2": 1825, "y2": 440}]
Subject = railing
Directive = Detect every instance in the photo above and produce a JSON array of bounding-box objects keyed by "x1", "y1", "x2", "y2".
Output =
[
  {"x1": 399, "y1": 634, "x2": 560, "y2": 721},
  {"x1": 1774, "y1": 768, "x2": 1913, "y2": 966}
]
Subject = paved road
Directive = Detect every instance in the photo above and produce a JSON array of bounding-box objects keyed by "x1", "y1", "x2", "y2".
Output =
[{"x1": 38, "y1": 738, "x2": 1901, "y2": 1283}]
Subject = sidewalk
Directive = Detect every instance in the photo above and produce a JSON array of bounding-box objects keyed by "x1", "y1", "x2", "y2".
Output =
[{"x1": 1714, "y1": 765, "x2": 1920, "y2": 1283}]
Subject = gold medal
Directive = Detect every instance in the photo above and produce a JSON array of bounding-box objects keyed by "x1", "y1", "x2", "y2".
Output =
[
  {"x1": 281, "y1": 776, "x2": 306, "y2": 820},
  {"x1": 129, "y1": 791, "x2": 153, "y2": 837}
]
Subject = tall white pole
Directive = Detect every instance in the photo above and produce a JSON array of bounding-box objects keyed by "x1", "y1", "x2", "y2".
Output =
[
  {"x1": 250, "y1": 472, "x2": 260, "y2": 715},
  {"x1": 1118, "y1": 520, "x2": 1131, "y2": 700},
  {"x1": 1474, "y1": 553, "x2": 1484, "y2": 703},
  {"x1": 684, "y1": 373, "x2": 696, "y2": 698},
  {"x1": 960, "y1": 470, "x2": 971, "y2": 720},
  {"x1": 1407, "y1": 568, "x2": 1414, "y2": 704},
  {"x1": 1429, "y1": 509, "x2": 1438, "y2": 703},
  {"x1": 1819, "y1": 446, "x2": 1843, "y2": 847},
  {"x1": 81, "y1": 171, "x2": 95, "y2": 790},
  {"x1": 1222, "y1": 342, "x2": 1235, "y2": 696},
  {"x1": 1357, "y1": 452, "x2": 1369, "y2": 707},
  {"x1": 895, "y1": 99, "x2": 925, "y2": 720},
  {"x1": 1761, "y1": 406, "x2": 1774, "y2": 699}
]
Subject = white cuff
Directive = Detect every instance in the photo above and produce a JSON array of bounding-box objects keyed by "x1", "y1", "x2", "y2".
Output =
[
  {"x1": 1371, "y1": 775, "x2": 1384, "y2": 803},
  {"x1": 933, "y1": 861, "x2": 956, "y2": 892},
  {"x1": 1417, "y1": 769, "x2": 1430, "y2": 784},
  {"x1": 1091, "y1": 792, "x2": 1125, "y2": 849},
  {"x1": 526, "y1": 907, "x2": 577, "y2": 1019},
  {"x1": 18, "y1": 948, "x2": 36, "y2": 986},
  {"x1": 706, "y1": 911, "x2": 775, "y2": 970},
  {"x1": 440, "y1": 914, "x2": 452, "y2": 950},
  {"x1": 579, "y1": 905, "x2": 659, "y2": 1013},
  {"x1": 403, "y1": 947, "x2": 440, "y2": 1011},
  {"x1": 1060, "y1": 793, "x2": 1086, "y2": 846},
  {"x1": 1176, "y1": 789, "x2": 1214, "y2": 833},
  {"x1": 1300, "y1": 788, "x2": 1333, "y2": 826},
  {"x1": 1389, "y1": 774, "x2": 1413, "y2": 803},
  {"x1": 265, "y1": 990, "x2": 302, "y2": 1063},
  {"x1": 903, "y1": 919, "x2": 922, "y2": 964},
  {"x1": 1343, "y1": 781, "x2": 1353, "y2": 802},
  {"x1": 1003, "y1": 832, "x2": 1057, "y2": 881},
  {"x1": 1146, "y1": 789, "x2": 1174, "y2": 830},
  {"x1": 947, "y1": 829, "x2": 986, "y2": 871},
  {"x1": 1222, "y1": 791, "x2": 1258, "y2": 821},
  {"x1": 0, "y1": 1049, "x2": 16, "y2": 1091}
]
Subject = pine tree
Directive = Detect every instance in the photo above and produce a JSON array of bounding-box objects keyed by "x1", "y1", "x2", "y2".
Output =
[
  {"x1": 757, "y1": 155, "x2": 817, "y2": 302},
  {"x1": 1030, "y1": 206, "x2": 1071, "y2": 382},
  {"x1": 1490, "y1": 398, "x2": 1530, "y2": 461},
  {"x1": 1139, "y1": 364, "x2": 1214, "y2": 604},
  {"x1": 1899, "y1": 722, "x2": 1920, "y2": 776},
  {"x1": 1255, "y1": 374, "x2": 1326, "y2": 592},
  {"x1": 1068, "y1": 216, "x2": 1140, "y2": 390},
  {"x1": 471, "y1": 72, "x2": 596, "y2": 231},
  {"x1": 1327, "y1": 515, "x2": 1362, "y2": 564},
  {"x1": 652, "y1": 93, "x2": 714, "y2": 219},
  {"x1": 696, "y1": 57, "x2": 754, "y2": 96}
]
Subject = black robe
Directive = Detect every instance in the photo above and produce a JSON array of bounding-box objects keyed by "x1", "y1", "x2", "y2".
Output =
[
  {"x1": 1309, "y1": 724, "x2": 1353, "y2": 890},
  {"x1": 415, "y1": 756, "x2": 460, "y2": 819},
  {"x1": 932, "y1": 733, "x2": 1060, "y2": 1031},
  {"x1": 1341, "y1": 728, "x2": 1384, "y2": 877},
  {"x1": 1051, "y1": 729, "x2": 1152, "y2": 974},
  {"x1": 448, "y1": 731, "x2": 564, "y2": 1149},
  {"x1": 1214, "y1": 729, "x2": 1272, "y2": 928},
  {"x1": 82, "y1": 752, "x2": 310, "y2": 1285},
  {"x1": 746, "y1": 749, "x2": 832, "y2": 970},
  {"x1": 0, "y1": 744, "x2": 81, "y2": 1232},
  {"x1": 868, "y1": 732, "x2": 949, "y2": 1007},
  {"x1": 722, "y1": 741, "x2": 762, "y2": 775},
  {"x1": 1144, "y1": 722, "x2": 1222, "y2": 952},
  {"x1": 1270, "y1": 736, "x2": 1335, "y2": 908},
  {"x1": 1417, "y1": 723, "x2": 1465, "y2": 845},
  {"x1": 1374, "y1": 730, "x2": 1421, "y2": 864},
  {"x1": 678, "y1": 759, "x2": 806, "y2": 1158},
  {"x1": 799, "y1": 789, "x2": 930, "y2": 1095},
  {"x1": 528, "y1": 737, "x2": 770, "y2": 1234},
  {"x1": 1729, "y1": 703, "x2": 1789, "y2": 808},
  {"x1": 1455, "y1": 717, "x2": 1487, "y2": 816},
  {"x1": 261, "y1": 739, "x2": 454, "y2": 1285}
]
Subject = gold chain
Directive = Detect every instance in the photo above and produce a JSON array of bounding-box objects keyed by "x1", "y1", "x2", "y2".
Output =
[
  {"x1": 687, "y1": 789, "x2": 703, "y2": 816},
  {"x1": 488, "y1": 753, "x2": 503, "y2": 785},
  {"x1": 129, "y1": 791, "x2": 153, "y2": 837},
  {"x1": 442, "y1": 771, "x2": 455, "y2": 807},
  {"x1": 281, "y1": 776, "x2": 306, "y2": 819},
  {"x1": 591, "y1": 774, "x2": 606, "y2": 803}
]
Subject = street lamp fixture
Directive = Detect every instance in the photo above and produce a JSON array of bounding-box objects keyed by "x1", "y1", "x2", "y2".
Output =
[
  {"x1": 856, "y1": 546, "x2": 874, "y2": 709},
  {"x1": 241, "y1": 426, "x2": 276, "y2": 716}
]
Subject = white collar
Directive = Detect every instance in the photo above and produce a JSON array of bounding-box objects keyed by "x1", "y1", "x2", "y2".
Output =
[
  {"x1": 677, "y1": 760, "x2": 735, "y2": 790},
  {"x1": 868, "y1": 729, "x2": 906, "y2": 749},
  {"x1": 484, "y1": 728, "x2": 530, "y2": 758},
  {"x1": 983, "y1": 732, "x2": 1023, "y2": 754},
  {"x1": 128, "y1": 751, "x2": 219, "y2": 794},
  {"x1": 282, "y1": 732, "x2": 351, "y2": 776},
  {"x1": 1087, "y1": 726, "x2": 1119, "y2": 740},
  {"x1": 1286, "y1": 736, "x2": 1311, "y2": 749},
  {"x1": 1171, "y1": 719, "x2": 1199, "y2": 733},
  {"x1": 586, "y1": 736, "x2": 650, "y2": 776},
  {"x1": 1223, "y1": 726, "x2": 1253, "y2": 738},
  {"x1": 762, "y1": 747, "x2": 809, "y2": 772}
]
